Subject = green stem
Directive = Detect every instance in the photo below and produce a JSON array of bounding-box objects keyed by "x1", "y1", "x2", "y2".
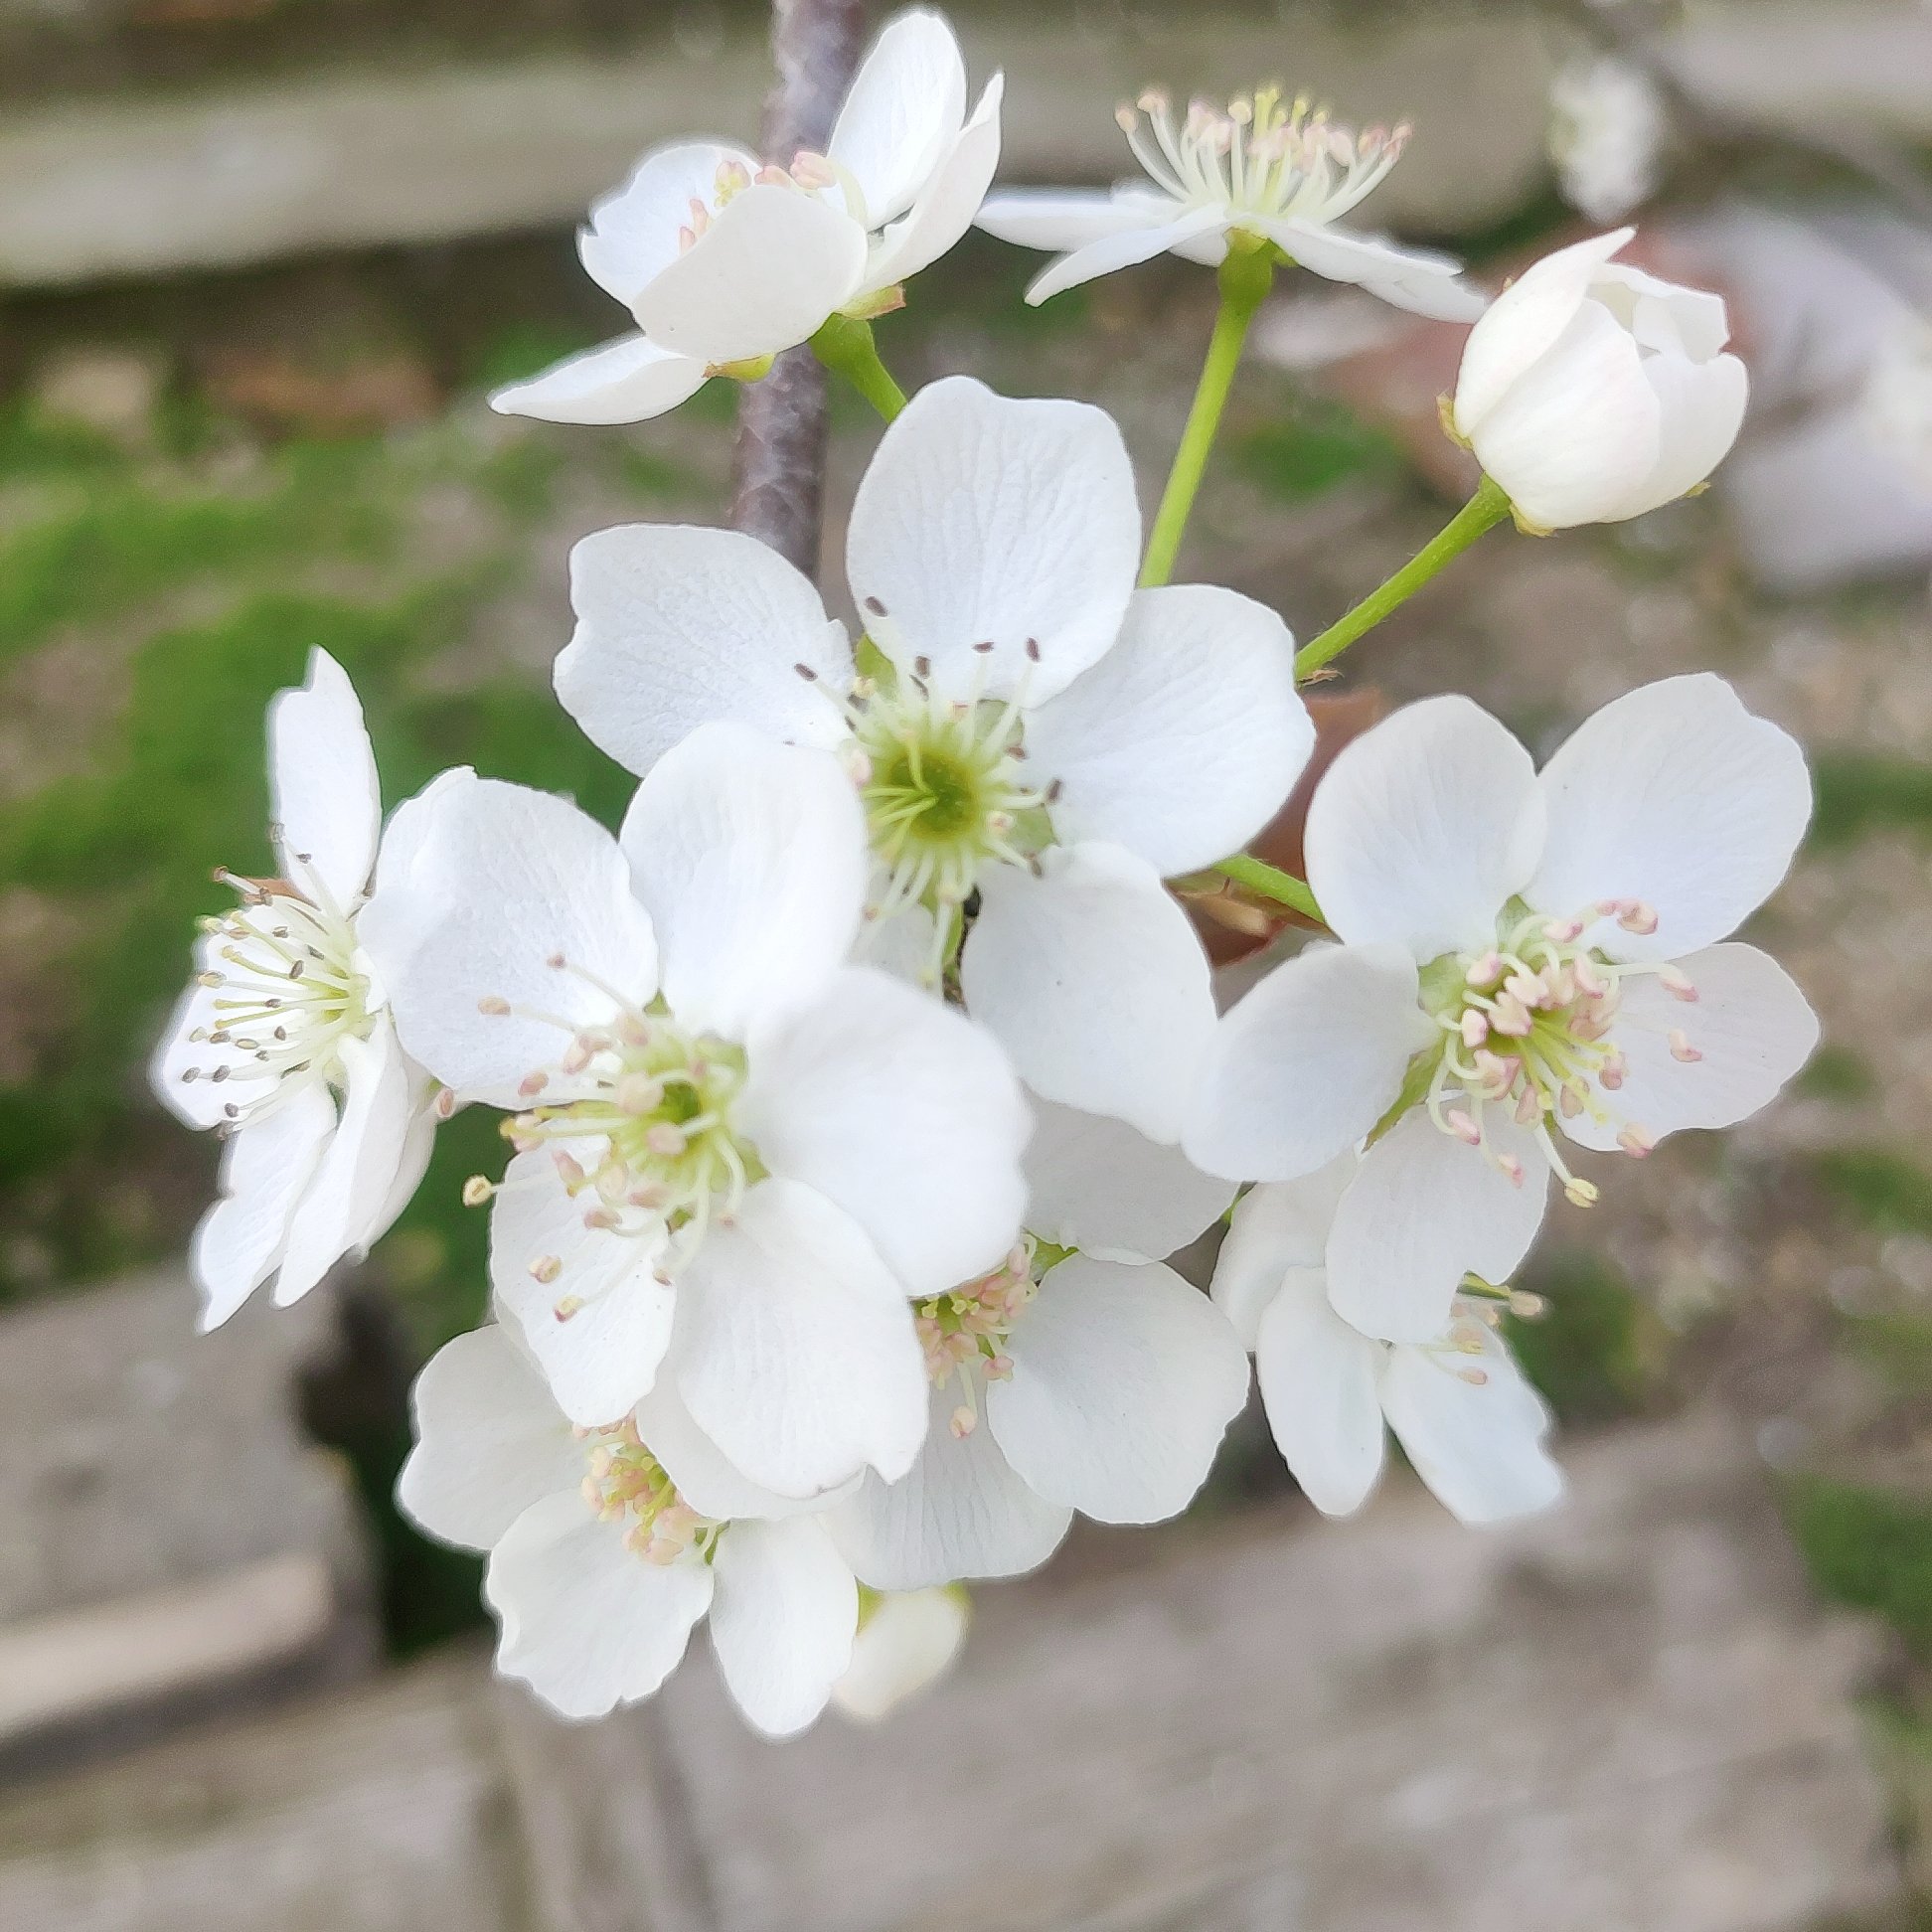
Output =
[
  {"x1": 1293, "y1": 475, "x2": 1512, "y2": 681},
  {"x1": 1139, "y1": 245, "x2": 1276, "y2": 588},
  {"x1": 1212, "y1": 853, "x2": 1323, "y2": 924},
  {"x1": 810, "y1": 314, "x2": 907, "y2": 420}
]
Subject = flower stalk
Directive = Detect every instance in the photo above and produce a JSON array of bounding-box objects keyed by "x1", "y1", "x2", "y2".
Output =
[{"x1": 812, "y1": 313, "x2": 909, "y2": 420}]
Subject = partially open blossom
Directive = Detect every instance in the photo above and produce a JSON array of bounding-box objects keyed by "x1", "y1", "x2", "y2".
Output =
[
  {"x1": 1186, "y1": 676, "x2": 1818, "y2": 1344},
  {"x1": 555, "y1": 376, "x2": 1311, "y2": 1142},
  {"x1": 1451, "y1": 228, "x2": 1748, "y2": 530},
  {"x1": 368, "y1": 721, "x2": 1030, "y2": 1500},
  {"x1": 492, "y1": 8, "x2": 1001, "y2": 425},
  {"x1": 977, "y1": 84, "x2": 1480, "y2": 317},
  {"x1": 1211, "y1": 1154, "x2": 1562, "y2": 1525},
  {"x1": 400, "y1": 1323, "x2": 867, "y2": 1733},
  {"x1": 151, "y1": 650, "x2": 441, "y2": 1331},
  {"x1": 832, "y1": 1585, "x2": 969, "y2": 1721}
]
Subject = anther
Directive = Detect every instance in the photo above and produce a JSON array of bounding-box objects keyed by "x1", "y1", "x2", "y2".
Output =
[
  {"x1": 530, "y1": 1254, "x2": 563, "y2": 1284},
  {"x1": 478, "y1": 995, "x2": 511, "y2": 1016},
  {"x1": 462, "y1": 1175, "x2": 496, "y2": 1207},
  {"x1": 1563, "y1": 1177, "x2": 1600, "y2": 1207},
  {"x1": 1025, "y1": 638, "x2": 1042, "y2": 661},
  {"x1": 864, "y1": 596, "x2": 886, "y2": 616},
  {"x1": 793, "y1": 662, "x2": 819, "y2": 681},
  {"x1": 1617, "y1": 1124, "x2": 1655, "y2": 1157},
  {"x1": 1668, "y1": 1029, "x2": 1702, "y2": 1063},
  {"x1": 1658, "y1": 964, "x2": 1698, "y2": 1002}
]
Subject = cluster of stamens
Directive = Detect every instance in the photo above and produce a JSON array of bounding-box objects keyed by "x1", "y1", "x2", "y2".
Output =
[
  {"x1": 1115, "y1": 83, "x2": 1410, "y2": 228},
  {"x1": 916, "y1": 1244, "x2": 1038, "y2": 1440},
  {"x1": 177, "y1": 861, "x2": 371, "y2": 1127},
  {"x1": 1417, "y1": 1277, "x2": 1546, "y2": 1388},
  {"x1": 676, "y1": 150, "x2": 867, "y2": 256},
  {"x1": 577, "y1": 1415, "x2": 719, "y2": 1565},
  {"x1": 471, "y1": 962, "x2": 761, "y2": 1315},
  {"x1": 1419, "y1": 899, "x2": 1702, "y2": 1207}
]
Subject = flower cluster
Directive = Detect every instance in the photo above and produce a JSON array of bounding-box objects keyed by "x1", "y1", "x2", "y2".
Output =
[{"x1": 154, "y1": 9, "x2": 1813, "y2": 1739}]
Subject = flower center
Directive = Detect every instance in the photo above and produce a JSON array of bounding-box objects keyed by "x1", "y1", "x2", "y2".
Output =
[
  {"x1": 1116, "y1": 84, "x2": 1410, "y2": 230},
  {"x1": 179, "y1": 872, "x2": 371, "y2": 1125},
  {"x1": 578, "y1": 1415, "x2": 720, "y2": 1564},
  {"x1": 1413, "y1": 897, "x2": 1703, "y2": 1206},
  {"x1": 916, "y1": 1244, "x2": 1037, "y2": 1440}
]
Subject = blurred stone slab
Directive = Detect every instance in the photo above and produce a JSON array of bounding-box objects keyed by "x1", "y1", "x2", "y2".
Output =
[{"x1": 0, "y1": 1267, "x2": 373, "y2": 1761}]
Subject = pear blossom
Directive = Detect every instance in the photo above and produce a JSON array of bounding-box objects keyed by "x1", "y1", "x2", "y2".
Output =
[
  {"x1": 832, "y1": 1584, "x2": 970, "y2": 1721},
  {"x1": 976, "y1": 84, "x2": 1480, "y2": 318},
  {"x1": 492, "y1": 8, "x2": 1002, "y2": 425},
  {"x1": 1450, "y1": 229, "x2": 1749, "y2": 530},
  {"x1": 151, "y1": 650, "x2": 440, "y2": 1331},
  {"x1": 1186, "y1": 676, "x2": 1819, "y2": 1345},
  {"x1": 1547, "y1": 56, "x2": 1667, "y2": 225},
  {"x1": 399, "y1": 1323, "x2": 869, "y2": 1733},
  {"x1": 368, "y1": 720, "x2": 1030, "y2": 1499},
  {"x1": 1211, "y1": 1154, "x2": 1562, "y2": 1525},
  {"x1": 827, "y1": 1099, "x2": 1247, "y2": 1590},
  {"x1": 554, "y1": 375, "x2": 1311, "y2": 1141}
]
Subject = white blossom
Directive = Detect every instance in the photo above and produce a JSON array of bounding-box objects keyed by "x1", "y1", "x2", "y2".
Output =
[
  {"x1": 1451, "y1": 229, "x2": 1748, "y2": 530},
  {"x1": 492, "y1": 8, "x2": 1002, "y2": 425},
  {"x1": 151, "y1": 650, "x2": 440, "y2": 1331},
  {"x1": 555, "y1": 375, "x2": 1310, "y2": 1141},
  {"x1": 976, "y1": 84, "x2": 1480, "y2": 318},
  {"x1": 369, "y1": 721, "x2": 1030, "y2": 1500},
  {"x1": 1547, "y1": 56, "x2": 1667, "y2": 226},
  {"x1": 832, "y1": 1585, "x2": 970, "y2": 1721},
  {"x1": 1212, "y1": 1154, "x2": 1562, "y2": 1525},
  {"x1": 1186, "y1": 676, "x2": 1819, "y2": 1345}
]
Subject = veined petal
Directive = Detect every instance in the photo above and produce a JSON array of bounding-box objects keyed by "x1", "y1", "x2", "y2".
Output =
[
  {"x1": 1305, "y1": 695, "x2": 1545, "y2": 960},
  {"x1": 827, "y1": 1384, "x2": 1071, "y2": 1590},
  {"x1": 858, "y1": 74, "x2": 1004, "y2": 296},
  {"x1": 1262, "y1": 220, "x2": 1483, "y2": 322},
  {"x1": 633, "y1": 184, "x2": 868, "y2": 364},
  {"x1": 618, "y1": 722, "x2": 864, "y2": 1040},
  {"x1": 673, "y1": 1178, "x2": 927, "y2": 1498},
  {"x1": 1253, "y1": 1268, "x2": 1387, "y2": 1517},
  {"x1": 268, "y1": 648, "x2": 380, "y2": 912},
  {"x1": 1209, "y1": 1156, "x2": 1357, "y2": 1347},
  {"x1": 578, "y1": 141, "x2": 759, "y2": 305},
  {"x1": 1023, "y1": 1097, "x2": 1234, "y2": 1264},
  {"x1": 827, "y1": 6, "x2": 967, "y2": 230},
  {"x1": 844, "y1": 376, "x2": 1141, "y2": 705},
  {"x1": 487, "y1": 1492, "x2": 713, "y2": 1720},
  {"x1": 1325, "y1": 1111, "x2": 1549, "y2": 1345},
  {"x1": 1567, "y1": 943, "x2": 1818, "y2": 1152},
  {"x1": 832, "y1": 1585, "x2": 967, "y2": 1721},
  {"x1": 489, "y1": 333, "x2": 709, "y2": 426},
  {"x1": 1184, "y1": 942, "x2": 1434, "y2": 1185},
  {"x1": 961, "y1": 843, "x2": 1214, "y2": 1145},
  {"x1": 710, "y1": 1516, "x2": 858, "y2": 1738},
  {"x1": 1023, "y1": 202, "x2": 1229, "y2": 305},
  {"x1": 989, "y1": 1256, "x2": 1249, "y2": 1524},
  {"x1": 1528, "y1": 674, "x2": 1812, "y2": 962},
  {"x1": 398, "y1": 1326, "x2": 582, "y2": 1552},
  {"x1": 739, "y1": 964, "x2": 1030, "y2": 1298},
  {"x1": 558, "y1": 524, "x2": 849, "y2": 779},
  {"x1": 1025, "y1": 583, "x2": 1311, "y2": 877}
]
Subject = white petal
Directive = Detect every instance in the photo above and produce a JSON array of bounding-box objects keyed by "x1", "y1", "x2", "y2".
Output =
[
  {"x1": 1025, "y1": 584, "x2": 1311, "y2": 876},
  {"x1": 1568, "y1": 943, "x2": 1819, "y2": 1152},
  {"x1": 673, "y1": 1178, "x2": 927, "y2": 1498},
  {"x1": 710, "y1": 1517, "x2": 858, "y2": 1738},
  {"x1": 1184, "y1": 942, "x2": 1435, "y2": 1185},
  {"x1": 1023, "y1": 1097, "x2": 1234, "y2": 1264},
  {"x1": 827, "y1": 7, "x2": 967, "y2": 230},
  {"x1": 989, "y1": 1256, "x2": 1249, "y2": 1524},
  {"x1": 844, "y1": 376, "x2": 1141, "y2": 705},
  {"x1": 960, "y1": 843, "x2": 1214, "y2": 1144},
  {"x1": 1208, "y1": 1156, "x2": 1357, "y2": 1347},
  {"x1": 1263, "y1": 221, "x2": 1483, "y2": 322},
  {"x1": 1325, "y1": 1111, "x2": 1549, "y2": 1344},
  {"x1": 379, "y1": 779, "x2": 658, "y2": 1106},
  {"x1": 1601, "y1": 348, "x2": 1747, "y2": 521},
  {"x1": 633, "y1": 1375, "x2": 836, "y2": 1524},
  {"x1": 1023, "y1": 202, "x2": 1229, "y2": 305},
  {"x1": 268, "y1": 648, "x2": 380, "y2": 911},
  {"x1": 1305, "y1": 695, "x2": 1545, "y2": 959},
  {"x1": 577, "y1": 141, "x2": 760, "y2": 305},
  {"x1": 489, "y1": 1150, "x2": 676, "y2": 1427},
  {"x1": 356, "y1": 766, "x2": 475, "y2": 979},
  {"x1": 1528, "y1": 674, "x2": 1812, "y2": 962},
  {"x1": 1252, "y1": 1269, "x2": 1387, "y2": 1516},
  {"x1": 739, "y1": 964, "x2": 1030, "y2": 1297},
  {"x1": 190, "y1": 1082, "x2": 335, "y2": 1330},
  {"x1": 618, "y1": 722, "x2": 863, "y2": 1039},
  {"x1": 151, "y1": 950, "x2": 264, "y2": 1130},
  {"x1": 827, "y1": 1384, "x2": 1071, "y2": 1589},
  {"x1": 859, "y1": 74, "x2": 1004, "y2": 294},
  {"x1": 398, "y1": 1326, "x2": 582, "y2": 1551},
  {"x1": 632, "y1": 184, "x2": 867, "y2": 364},
  {"x1": 488, "y1": 333, "x2": 709, "y2": 426},
  {"x1": 487, "y1": 1493, "x2": 713, "y2": 1720},
  {"x1": 354, "y1": 1072, "x2": 438, "y2": 1251},
  {"x1": 1454, "y1": 228, "x2": 1634, "y2": 434},
  {"x1": 558, "y1": 524, "x2": 848, "y2": 779},
  {"x1": 832, "y1": 1585, "x2": 968, "y2": 1721},
  {"x1": 976, "y1": 186, "x2": 1179, "y2": 252},
  {"x1": 1379, "y1": 1328, "x2": 1562, "y2": 1526}
]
